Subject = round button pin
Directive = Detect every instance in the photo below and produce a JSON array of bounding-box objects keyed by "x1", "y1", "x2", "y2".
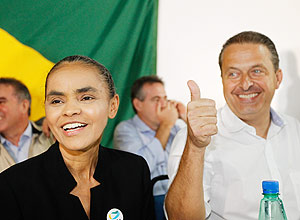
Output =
[{"x1": 107, "y1": 208, "x2": 123, "y2": 220}]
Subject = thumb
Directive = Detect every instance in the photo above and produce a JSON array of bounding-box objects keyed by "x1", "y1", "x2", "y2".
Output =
[{"x1": 187, "y1": 80, "x2": 201, "y2": 101}]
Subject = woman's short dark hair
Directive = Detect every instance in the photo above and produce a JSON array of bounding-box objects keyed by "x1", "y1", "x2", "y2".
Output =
[
  {"x1": 218, "y1": 31, "x2": 279, "y2": 72},
  {"x1": 45, "y1": 55, "x2": 116, "y2": 99}
]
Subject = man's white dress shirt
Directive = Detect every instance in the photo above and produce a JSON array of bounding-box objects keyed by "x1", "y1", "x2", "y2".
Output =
[{"x1": 168, "y1": 105, "x2": 300, "y2": 220}]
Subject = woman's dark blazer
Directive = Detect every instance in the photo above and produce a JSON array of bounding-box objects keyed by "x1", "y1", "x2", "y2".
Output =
[{"x1": 0, "y1": 142, "x2": 155, "y2": 220}]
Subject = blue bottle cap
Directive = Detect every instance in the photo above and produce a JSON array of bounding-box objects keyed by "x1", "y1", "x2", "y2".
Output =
[{"x1": 262, "y1": 180, "x2": 279, "y2": 194}]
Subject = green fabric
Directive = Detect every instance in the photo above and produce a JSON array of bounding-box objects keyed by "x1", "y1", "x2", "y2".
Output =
[{"x1": 0, "y1": 0, "x2": 158, "y2": 148}]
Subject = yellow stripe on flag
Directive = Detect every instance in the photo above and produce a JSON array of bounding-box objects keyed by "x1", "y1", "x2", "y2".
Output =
[{"x1": 0, "y1": 28, "x2": 54, "y2": 121}]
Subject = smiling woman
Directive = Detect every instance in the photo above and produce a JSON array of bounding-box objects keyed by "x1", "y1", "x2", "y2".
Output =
[{"x1": 0, "y1": 55, "x2": 155, "y2": 220}]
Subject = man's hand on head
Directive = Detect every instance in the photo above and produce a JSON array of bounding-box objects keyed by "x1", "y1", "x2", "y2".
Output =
[
  {"x1": 186, "y1": 80, "x2": 218, "y2": 149},
  {"x1": 156, "y1": 100, "x2": 179, "y2": 128},
  {"x1": 175, "y1": 101, "x2": 187, "y2": 122}
]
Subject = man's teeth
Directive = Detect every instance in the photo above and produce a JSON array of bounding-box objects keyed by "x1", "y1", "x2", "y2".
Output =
[
  {"x1": 63, "y1": 123, "x2": 86, "y2": 131},
  {"x1": 239, "y1": 93, "x2": 258, "y2": 99}
]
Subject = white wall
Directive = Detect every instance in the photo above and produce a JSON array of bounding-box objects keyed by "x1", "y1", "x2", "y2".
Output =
[{"x1": 157, "y1": 0, "x2": 300, "y2": 120}]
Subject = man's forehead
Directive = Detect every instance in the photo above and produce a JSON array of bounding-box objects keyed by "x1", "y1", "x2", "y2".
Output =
[
  {"x1": 222, "y1": 44, "x2": 272, "y2": 67},
  {"x1": 0, "y1": 84, "x2": 15, "y2": 96},
  {"x1": 143, "y1": 82, "x2": 165, "y2": 91},
  {"x1": 143, "y1": 83, "x2": 166, "y2": 98},
  {"x1": 0, "y1": 84, "x2": 13, "y2": 89},
  {"x1": 223, "y1": 43, "x2": 271, "y2": 57}
]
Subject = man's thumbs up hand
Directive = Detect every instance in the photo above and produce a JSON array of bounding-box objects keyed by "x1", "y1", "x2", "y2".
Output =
[
  {"x1": 188, "y1": 80, "x2": 201, "y2": 101},
  {"x1": 187, "y1": 80, "x2": 218, "y2": 149}
]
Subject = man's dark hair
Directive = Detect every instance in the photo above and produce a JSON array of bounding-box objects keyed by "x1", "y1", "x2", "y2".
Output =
[
  {"x1": 0, "y1": 77, "x2": 31, "y2": 116},
  {"x1": 131, "y1": 75, "x2": 164, "y2": 113},
  {"x1": 45, "y1": 55, "x2": 116, "y2": 99},
  {"x1": 218, "y1": 31, "x2": 279, "y2": 72}
]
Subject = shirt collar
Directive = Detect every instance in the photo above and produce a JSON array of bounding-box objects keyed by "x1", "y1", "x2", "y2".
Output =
[
  {"x1": 133, "y1": 115, "x2": 155, "y2": 133},
  {"x1": 0, "y1": 135, "x2": 5, "y2": 146},
  {"x1": 220, "y1": 104, "x2": 285, "y2": 133},
  {"x1": 132, "y1": 114, "x2": 178, "y2": 136},
  {"x1": 220, "y1": 104, "x2": 248, "y2": 133},
  {"x1": 270, "y1": 108, "x2": 285, "y2": 127},
  {"x1": 23, "y1": 121, "x2": 33, "y2": 139},
  {"x1": 0, "y1": 121, "x2": 32, "y2": 146}
]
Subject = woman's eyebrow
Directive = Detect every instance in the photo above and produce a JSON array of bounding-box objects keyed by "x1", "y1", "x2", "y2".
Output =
[
  {"x1": 46, "y1": 87, "x2": 98, "y2": 98},
  {"x1": 46, "y1": 90, "x2": 64, "y2": 97},
  {"x1": 76, "y1": 86, "x2": 98, "y2": 94}
]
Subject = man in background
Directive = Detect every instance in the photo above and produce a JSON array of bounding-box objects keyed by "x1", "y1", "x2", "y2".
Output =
[
  {"x1": 0, "y1": 77, "x2": 54, "y2": 172},
  {"x1": 114, "y1": 75, "x2": 186, "y2": 220},
  {"x1": 165, "y1": 31, "x2": 300, "y2": 219}
]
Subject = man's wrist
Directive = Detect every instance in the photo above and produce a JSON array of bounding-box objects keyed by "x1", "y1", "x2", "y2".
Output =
[
  {"x1": 159, "y1": 121, "x2": 175, "y2": 130},
  {"x1": 186, "y1": 137, "x2": 207, "y2": 155}
]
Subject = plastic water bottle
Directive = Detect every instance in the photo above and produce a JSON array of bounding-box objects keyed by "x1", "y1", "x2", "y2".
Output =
[{"x1": 258, "y1": 180, "x2": 287, "y2": 220}]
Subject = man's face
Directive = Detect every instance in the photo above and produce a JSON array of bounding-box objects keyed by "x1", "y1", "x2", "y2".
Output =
[
  {"x1": 134, "y1": 82, "x2": 167, "y2": 130},
  {"x1": 221, "y1": 43, "x2": 282, "y2": 121},
  {"x1": 0, "y1": 85, "x2": 25, "y2": 135}
]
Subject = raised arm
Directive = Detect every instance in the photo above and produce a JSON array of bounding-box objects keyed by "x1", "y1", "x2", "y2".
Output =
[
  {"x1": 155, "y1": 100, "x2": 179, "y2": 149},
  {"x1": 165, "y1": 80, "x2": 217, "y2": 220}
]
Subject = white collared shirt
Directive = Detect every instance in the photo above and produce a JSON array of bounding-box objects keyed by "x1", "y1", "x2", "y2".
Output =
[{"x1": 168, "y1": 105, "x2": 300, "y2": 220}]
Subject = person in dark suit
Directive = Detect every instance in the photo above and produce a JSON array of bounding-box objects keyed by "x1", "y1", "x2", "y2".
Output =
[{"x1": 0, "y1": 55, "x2": 155, "y2": 220}]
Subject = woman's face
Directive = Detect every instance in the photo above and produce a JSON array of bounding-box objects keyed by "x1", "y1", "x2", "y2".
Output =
[{"x1": 45, "y1": 63, "x2": 119, "y2": 152}]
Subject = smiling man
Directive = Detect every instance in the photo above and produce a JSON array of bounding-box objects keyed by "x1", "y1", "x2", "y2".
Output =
[
  {"x1": 165, "y1": 31, "x2": 300, "y2": 220},
  {"x1": 0, "y1": 78, "x2": 54, "y2": 172}
]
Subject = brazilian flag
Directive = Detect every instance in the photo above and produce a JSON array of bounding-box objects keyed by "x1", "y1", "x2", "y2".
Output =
[{"x1": 0, "y1": 0, "x2": 158, "y2": 148}]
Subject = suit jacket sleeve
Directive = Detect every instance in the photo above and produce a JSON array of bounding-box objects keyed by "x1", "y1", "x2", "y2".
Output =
[{"x1": 0, "y1": 173, "x2": 23, "y2": 220}]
